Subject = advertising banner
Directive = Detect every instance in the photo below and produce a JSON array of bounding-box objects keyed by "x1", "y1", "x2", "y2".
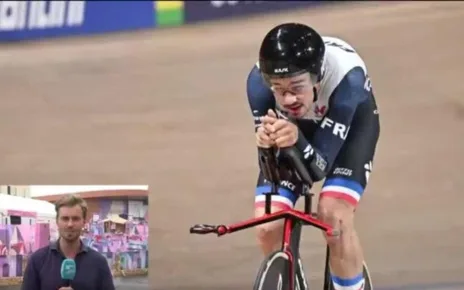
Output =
[
  {"x1": 184, "y1": 1, "x2": 324, "y2": 23},
  {"x1": 155, "y1": 1, "x2": 185, "y2": 27},
  {"x1": 0, "y1": 1, "x2": 155, "y2": 42}
]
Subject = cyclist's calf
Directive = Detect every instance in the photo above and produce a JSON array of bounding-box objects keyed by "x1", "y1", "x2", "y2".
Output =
[
  {"x1": 317, "y1": 196, "x2": 365, "y2": 280},
  {"x1": 254, "y1": 205, "x2": 286, "y2": 256}
]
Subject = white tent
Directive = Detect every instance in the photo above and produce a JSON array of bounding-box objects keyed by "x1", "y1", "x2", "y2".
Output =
[
  {"x1": 30, "y1": 185, "x2": 148, "y2": 197},
  {"x1": 0, "y1": 193, "x2": 56, "y2": 219}
]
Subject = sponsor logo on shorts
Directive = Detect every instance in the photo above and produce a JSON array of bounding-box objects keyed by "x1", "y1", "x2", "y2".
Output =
[
  {"x1": 333, "y1": 167, "x2": 353, "y2": 177},
  {"x1": 263, "y1": 179, "x2": 297, "y2": 192},
  {"x1": 280, "y1": 180, "x2": 296, "y2": 191},
  {"x1": 364, "y1": 161, "x2": 373, "y2": 182}
]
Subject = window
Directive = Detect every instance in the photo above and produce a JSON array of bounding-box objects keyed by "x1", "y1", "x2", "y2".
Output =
[{"x1": 10, "y1": 215, "x2": 21, "y2": 225}]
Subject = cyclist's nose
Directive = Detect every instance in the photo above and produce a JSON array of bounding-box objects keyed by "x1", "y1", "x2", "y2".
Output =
[{"x1": 283, "y1": 92, "x2": 297, "y2": 105}]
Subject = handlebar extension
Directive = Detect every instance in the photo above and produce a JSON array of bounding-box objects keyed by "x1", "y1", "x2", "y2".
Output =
[
  {"x1": 189, "y1": 224, "x2": 228, "y2": 236},
  {"x1": 190, "y1": 223, "x2": 339, "y2": 237}
]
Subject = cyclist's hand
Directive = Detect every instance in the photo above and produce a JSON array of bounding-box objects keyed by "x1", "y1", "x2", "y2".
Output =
[
  {"x1": 269, "y1": 119, "x2": 298, "y2": 147},
  {"x1": 260, "y1": 109, "x2": 278, "y2": 134},
  {"x1": 256, "y1": 125, "x2": 275, "y2": 148}
]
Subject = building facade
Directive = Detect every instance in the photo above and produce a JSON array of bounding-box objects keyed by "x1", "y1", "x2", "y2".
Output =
[{"x1": 0, "y1": 186, "x2": 31, "y2": 198}]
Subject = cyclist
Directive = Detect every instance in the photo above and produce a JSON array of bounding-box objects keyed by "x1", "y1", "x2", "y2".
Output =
[{"x1": 247, "y1": 23, "x2": 380, "y2": 290}]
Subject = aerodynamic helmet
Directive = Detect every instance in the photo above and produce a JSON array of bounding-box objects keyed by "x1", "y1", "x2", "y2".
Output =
[{"x1": 259, "y1": 23, "x2": 325, "y2": 84}]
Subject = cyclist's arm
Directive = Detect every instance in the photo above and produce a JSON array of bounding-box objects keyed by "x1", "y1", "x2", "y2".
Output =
[
  {"x1": 246, "y1": 64, "x2": 275, "y2": 132},
  {"x1": 246, "y1": 64, "x2": 284, "y2": 181},
  {"x1": 295, "y1": 67, "x2": 370, "y2": 181}
]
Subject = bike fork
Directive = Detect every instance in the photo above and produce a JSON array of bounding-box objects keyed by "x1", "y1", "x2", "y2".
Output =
[{"x1": 286, "y1": 221, "x2": 309, "y2": 290}]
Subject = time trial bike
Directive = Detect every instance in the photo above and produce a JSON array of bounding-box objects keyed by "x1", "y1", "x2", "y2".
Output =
[{"x1": 190, "y1": 146, "x2": 372, "y2": 289}]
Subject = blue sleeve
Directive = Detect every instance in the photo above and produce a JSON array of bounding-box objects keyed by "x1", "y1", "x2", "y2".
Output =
[
  {"x1": 246, "y1": 64, "x2": 275, "y2": 131},
  {"x1": 98, "y1": 254, "x2": 115, "y2": 290},
  {"x1": 295, "y1": 67, "x2": 370, "y2": 180},
  {"x1": 21, "y1": 253, "x2": 40, "y2": 290}
]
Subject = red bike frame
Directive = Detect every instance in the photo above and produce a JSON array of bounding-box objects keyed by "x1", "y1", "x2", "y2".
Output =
[
  {"x1": 190, "y1": 194, "x2": 337, "y2": 290},
  {"x1": 212, "y1": 207, "x2": 335, "y2": 237},
  {"x1": 190, "y1": 146, "x2": 338, "y2": 289}
]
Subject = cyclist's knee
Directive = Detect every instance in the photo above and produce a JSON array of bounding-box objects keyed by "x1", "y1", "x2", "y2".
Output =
[
  {"x1": 256, "y1": 220, "x2": 284, "y2": 240},
  {"x1": 317, "y1": 196, "x2": 355, "y2": 245},
  {"x1": 254, "y1": 206, "x2": 285, "y2": 243}
]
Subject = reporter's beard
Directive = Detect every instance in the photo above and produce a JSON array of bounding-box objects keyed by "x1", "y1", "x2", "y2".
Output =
[{"x1": 60, "y1": 232, "x2": 81, "y2": 243}]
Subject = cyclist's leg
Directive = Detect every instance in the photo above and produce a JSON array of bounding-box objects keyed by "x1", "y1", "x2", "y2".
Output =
[
  {"x1": 254, "y1": 171, "x2": 303, "y2": 256},
  {"x1": 318, "y1": 95, "x2": 380, "y2": 290}
]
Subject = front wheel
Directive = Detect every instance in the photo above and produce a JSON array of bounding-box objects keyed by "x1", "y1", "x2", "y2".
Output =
[
  {"x1": 361, "y1": 261, "x2": 373, "y2": 290},
  {"x1": 253, "y1": 251, "x2": 292, "y2": 290}
]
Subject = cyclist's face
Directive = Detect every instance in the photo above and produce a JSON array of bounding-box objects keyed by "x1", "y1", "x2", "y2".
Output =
[{"x1": 269, "y1": 73, "x2": 314, "y2": 118}]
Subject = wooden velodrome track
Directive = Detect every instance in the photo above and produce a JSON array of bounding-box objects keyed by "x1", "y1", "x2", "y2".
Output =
[{"x1": 0, "y1": 2, "x2": 463, "y2": 289}]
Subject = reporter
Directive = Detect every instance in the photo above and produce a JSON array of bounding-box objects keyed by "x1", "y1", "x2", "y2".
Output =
[{"x1": 21, "y1": 194, "x2": 115, "y2": 290}]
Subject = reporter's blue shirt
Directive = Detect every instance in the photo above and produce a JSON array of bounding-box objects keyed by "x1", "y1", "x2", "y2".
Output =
[{"x1": 21, "y1": 239, "x2": 115, "y2": 290}]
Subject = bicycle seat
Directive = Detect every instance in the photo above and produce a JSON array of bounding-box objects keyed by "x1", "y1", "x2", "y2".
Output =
[{"x1": 279, "y1": 147, "x2": 313, "y2": 188}]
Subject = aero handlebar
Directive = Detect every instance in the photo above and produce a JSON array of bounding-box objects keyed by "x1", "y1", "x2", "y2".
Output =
[
  {"x1": 280, "y1": 147, "x2": 313, "y2": 187},
  {"x1": 259, "y1": 146, "x2": 314, "y2": 188},
  {"x1": 188, "y1": 146, "x2": 339, "y2": 237}
]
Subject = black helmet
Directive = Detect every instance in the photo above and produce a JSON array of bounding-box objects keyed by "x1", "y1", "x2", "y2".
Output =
[{"x1": 259, "y1": 23, "x2": 325, "y2": 83}]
